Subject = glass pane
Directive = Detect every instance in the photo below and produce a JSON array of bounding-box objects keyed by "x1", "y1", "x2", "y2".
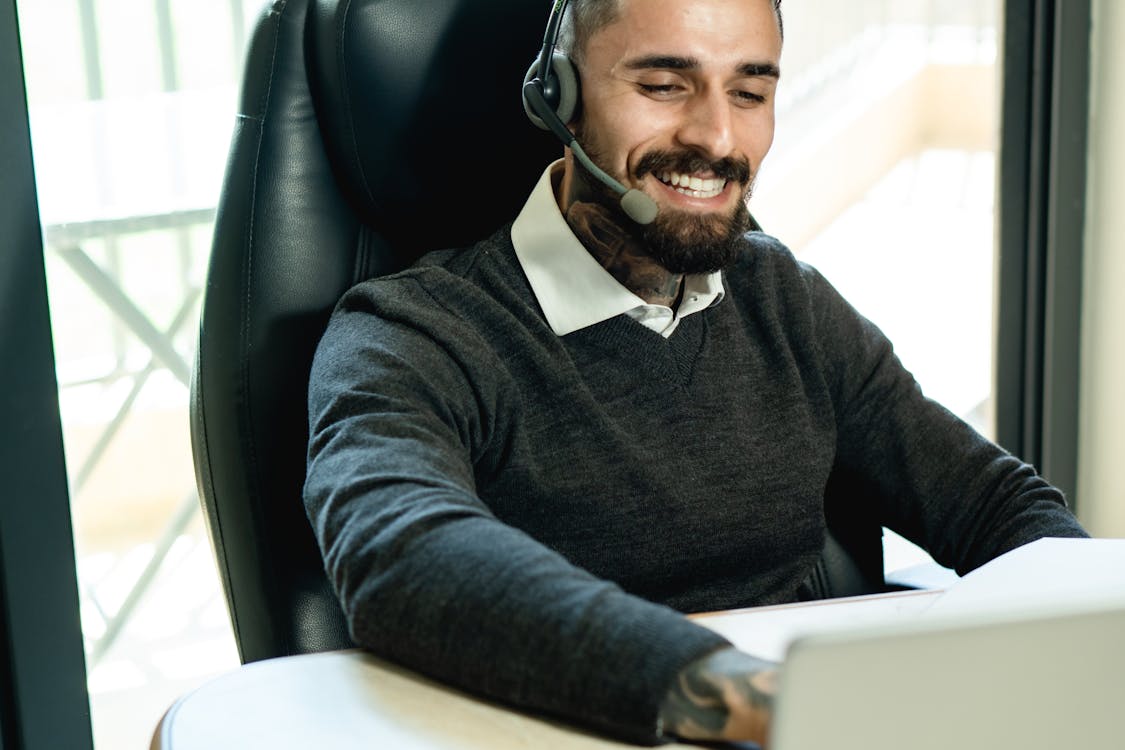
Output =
[
  {"x1": 17, "y1": 2, "x2": 1006, "y2": 741},
  {"x1": 15, "y1": 1, "x2": 261, "y2": 747},
  {"x1": 751, "y1": 1, "x2": 1003, "y2": 570}
]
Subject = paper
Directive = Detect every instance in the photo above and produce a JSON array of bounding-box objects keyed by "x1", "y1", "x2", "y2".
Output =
[
  {"x1": 696, "y1": 591, "x2": 938, "y2": 662},
  {"x1": 696, "y1": 538, "x2": 1125, "y2": 660},
  {"x1": 923, "y1": 536, "x2": 1125, "y2": 616}
]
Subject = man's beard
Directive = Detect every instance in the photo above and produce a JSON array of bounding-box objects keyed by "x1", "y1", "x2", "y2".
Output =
[{"x1": 573, "y1": 131, "x2": 755, "y2": 274}]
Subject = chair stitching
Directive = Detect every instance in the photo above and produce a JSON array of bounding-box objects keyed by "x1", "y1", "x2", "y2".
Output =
[
  {"x1": 232, "y1": 0, "x2": 289, "y2": 656},
  {"x1": 336, "y1": 0, "x2": 378, "y2": 210}
]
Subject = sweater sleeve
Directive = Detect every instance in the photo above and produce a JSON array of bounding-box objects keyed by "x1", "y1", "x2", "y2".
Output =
[
  {"x1": 303, "y1": 278, "x2": 729, "y2": 744},
  {"x1": 799, "y1": 263, "x2": 1087, "y2": 574}
]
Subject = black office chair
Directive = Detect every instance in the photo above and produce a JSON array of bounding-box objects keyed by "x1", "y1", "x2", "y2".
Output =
[
  {"x1": 190, "y1": 0, "x2": 558, "y2": 663},
  {"x1": 191, "y1": 0, "x2": 888, "y2": 665}
]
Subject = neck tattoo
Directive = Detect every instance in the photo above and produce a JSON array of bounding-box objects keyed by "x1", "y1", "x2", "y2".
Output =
[{"x1": 565, "y1": 200, "x2": 683, "y2": 308}]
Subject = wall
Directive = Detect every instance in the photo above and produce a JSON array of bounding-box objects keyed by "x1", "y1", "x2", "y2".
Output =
[
  {"x1": 756, "y1": 62, "x2": 995, "y2": 252},
  {"x1": 1078, "y1": 0, "x2": 1125, "y2": 536}
]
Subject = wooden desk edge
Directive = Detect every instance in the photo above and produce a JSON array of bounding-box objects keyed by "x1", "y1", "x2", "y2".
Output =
[
  {"x1": 690, "y1": 586, "x2": 942, "y2": 621},
  {"x1": 150, "y1": 692, "x2": 183, "y2": 750},
  {"x1": 149, "y1": 593, "x2": 944, "y2": 748}
]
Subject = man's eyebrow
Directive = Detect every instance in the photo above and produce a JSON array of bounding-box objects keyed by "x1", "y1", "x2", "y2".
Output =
[
  {"x1": 622, "y1": 55, "x2": 780, "y2": 79},
  {"x1": 622, "y1": 55, "x2": 700, "y2": 71},
  {"x1": 737, "y1": 62, "x2": 781, "y2": 79}
]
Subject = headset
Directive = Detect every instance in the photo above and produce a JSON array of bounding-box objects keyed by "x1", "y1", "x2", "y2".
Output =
[{"x1": 521, "y1": 0, "x2": 659, "y2": 225}]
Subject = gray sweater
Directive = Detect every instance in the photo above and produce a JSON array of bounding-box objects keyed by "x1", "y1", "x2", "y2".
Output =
[{"x1": 304, "y1": 227, "x2": 1085, "y2": 743}]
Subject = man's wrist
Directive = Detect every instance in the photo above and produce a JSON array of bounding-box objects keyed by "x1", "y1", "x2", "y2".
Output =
[{"x1": 657, "y1": 646, "x2": 778, "y2": 744}]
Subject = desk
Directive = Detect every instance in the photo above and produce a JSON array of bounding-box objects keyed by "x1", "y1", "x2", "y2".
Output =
[{"x1": 151, "y1": 590, "x2": 940, "y2": 749}]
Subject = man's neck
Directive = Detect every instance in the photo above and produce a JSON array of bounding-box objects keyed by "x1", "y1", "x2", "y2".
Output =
[{"x1": 557, "y1": 157, "x2": 683, "y2": 308}]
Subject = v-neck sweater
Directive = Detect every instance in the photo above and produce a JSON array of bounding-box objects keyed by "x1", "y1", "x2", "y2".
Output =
[{"x1": 304, "y1": 226, "x2": 1085, "y2": 744}]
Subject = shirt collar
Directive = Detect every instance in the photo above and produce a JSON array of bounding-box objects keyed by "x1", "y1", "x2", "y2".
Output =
[{"x1": 511, "y1": 161, "x2": 724, "y2": 337}]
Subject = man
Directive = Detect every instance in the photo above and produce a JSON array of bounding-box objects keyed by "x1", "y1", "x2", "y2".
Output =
[{"x1": 303, "y1": 0, "x2": 1086, "y2": 745}]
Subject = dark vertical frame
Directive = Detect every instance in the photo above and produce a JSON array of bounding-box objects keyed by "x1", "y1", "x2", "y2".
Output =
[
  {"x1": 0, "y1": 0, "x2": 95, "y2": 747},
  {"x1": 996, "y1": 0, "x2": 1091, "y2": 506}
]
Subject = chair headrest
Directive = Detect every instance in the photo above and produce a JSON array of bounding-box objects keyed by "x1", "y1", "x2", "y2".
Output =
[{"x1": 309, "y1": 0, "x2": 561, "y2": 262}]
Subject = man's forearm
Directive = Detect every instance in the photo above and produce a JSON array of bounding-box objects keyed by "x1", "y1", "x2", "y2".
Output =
[{"x1": 658, "y1": 646, "x2": 778, "y2": 745}]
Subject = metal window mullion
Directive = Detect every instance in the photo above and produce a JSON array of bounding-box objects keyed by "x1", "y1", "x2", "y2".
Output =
[
  {"x1": 54, "y1": 245, "x2": 192, "y2": 385},
  {"x1": 997, "y1": 0, "x2": 1046, "y2": 460},
  {"x1": 88, "y1": 491, "x2": 201, "y2": 663},
  {"x1": 71, "y1": 288, "x2": 200, "y2": 491},
  {"x1": 75, "y1": 0, "x2": 103, "y2": 99},
  {"x1": 1040, "y1": 0, "x2": 1091, "y2": 504},
  {"x1": 1023, "y1": 0, "x2": 1053, "y2": 466},
  {"x1": 1, "y1": 0, "x2": 94, "y2": 745},
  {"x1": 996, "y1": 0, "x2": 1091, "y2": 506},
  {"x1": 105, "y1": 236, "x2": 129, "y2": 372},
  {"x1": 153, "y1": 0, "x2": 179, "y2": 92},
  {"x1": 230, "y1": 0, "x2": 247, "y2": 70}
]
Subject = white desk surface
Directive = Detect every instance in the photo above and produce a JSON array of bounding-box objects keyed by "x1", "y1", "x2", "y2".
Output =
[{"x1": 151, "y1": 590, "x2": 940, "y2": 750}]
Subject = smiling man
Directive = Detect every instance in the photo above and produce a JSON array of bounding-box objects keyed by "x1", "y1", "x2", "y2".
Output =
[
  {"x1": 303, "y1": 0, "x2": 1086, "y2": 746},
  {"x1": 560, "y1": 0, "x2": 779, "y2": 295}
]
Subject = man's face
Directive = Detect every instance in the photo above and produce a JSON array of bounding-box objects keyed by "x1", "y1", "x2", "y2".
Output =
[{"x1": 571, "y1": 0, "x2": 781, "y2": 273}]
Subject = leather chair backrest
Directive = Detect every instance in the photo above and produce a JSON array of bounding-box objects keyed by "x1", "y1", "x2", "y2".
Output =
[
  {"x1": 193, "y1": 0, "x2": 891, "y2": 664},
  {"x1": 191, "y1": 0, "x2": 558, "y2": 663}
]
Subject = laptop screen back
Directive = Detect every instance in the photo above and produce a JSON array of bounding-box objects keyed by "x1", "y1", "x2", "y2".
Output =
[{"x1": 770, "y1": 600, "x2": 1125, "y2": 750}]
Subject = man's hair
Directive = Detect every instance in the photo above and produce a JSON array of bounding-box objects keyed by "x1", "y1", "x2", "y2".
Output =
[{"x1": 558, "y1": 0, "x2": 784, "y2": 63}]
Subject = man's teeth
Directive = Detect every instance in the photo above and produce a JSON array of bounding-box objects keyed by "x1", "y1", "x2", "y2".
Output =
[{"x1": 658, "y1": 172, "x2": 727, "y2": 198}]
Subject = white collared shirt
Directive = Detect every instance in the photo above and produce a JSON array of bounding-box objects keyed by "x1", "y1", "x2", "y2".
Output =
[{"x1": 510, "y1": 162, "x2": 725, "y2": 338}]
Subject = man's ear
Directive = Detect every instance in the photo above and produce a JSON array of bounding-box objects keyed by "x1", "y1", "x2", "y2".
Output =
[{"x1": 522, "y1": 51, "x2": 580, "y2": 131}]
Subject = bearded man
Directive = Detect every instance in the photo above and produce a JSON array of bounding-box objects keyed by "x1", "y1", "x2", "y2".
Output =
[{"x1": 303, "y1": 0, "x2": 1086, "y2": 745}]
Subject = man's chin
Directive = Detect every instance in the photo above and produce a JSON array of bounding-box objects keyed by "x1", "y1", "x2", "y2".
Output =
[
  {"x1": 640, "y1": 203, "x2": 751, "y2": 274},
  {"x1": 642, "y1": 231, "x2": 743, "y2": 275}
]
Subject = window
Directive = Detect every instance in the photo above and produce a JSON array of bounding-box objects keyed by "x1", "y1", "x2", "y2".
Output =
[
  {"x1": 13, "y1": 2, "x2": 1018, "y2": 743},
  {"x1": 753, "y1": 2, "x2": 1003, "y2": 569},
  {"x1": 16, "y1": 1, "x2": 260, "y2": 746}
]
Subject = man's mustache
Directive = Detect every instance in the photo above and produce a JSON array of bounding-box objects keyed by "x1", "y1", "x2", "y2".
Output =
[{"x1": 634, "y1": 151, "x2": 752, "y2": 185}]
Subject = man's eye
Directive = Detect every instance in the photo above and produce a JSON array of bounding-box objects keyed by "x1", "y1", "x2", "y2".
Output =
[
  {"x1": 734, "y1": 90, "x2": 767, "y2": 104},
  {"x1": 638, "y1": 83, "x2": 679, "y2": 95}
]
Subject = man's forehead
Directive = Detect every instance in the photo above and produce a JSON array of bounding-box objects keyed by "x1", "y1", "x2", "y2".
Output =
[
  {"x1": 587, "y1": 0, "x2": 782, "y2": 66},
  {"x1": 607, "y1": 0, "x2": 781, "y2": 33}
]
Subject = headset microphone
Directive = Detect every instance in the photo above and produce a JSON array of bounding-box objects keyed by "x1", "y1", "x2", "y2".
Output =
[
  {"x1": 521, "y1": 0, "x2": 658, "y2": 225},
  {"x1": 522, "y1": 83, "x2": 658, "y2": 225}
]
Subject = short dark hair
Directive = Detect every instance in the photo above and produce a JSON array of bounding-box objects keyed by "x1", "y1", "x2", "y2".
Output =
[{"x1": 558, "y1": 0, "x2": 784, "y2": 63}]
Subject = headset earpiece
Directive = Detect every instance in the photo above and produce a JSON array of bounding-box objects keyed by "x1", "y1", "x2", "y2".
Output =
[
  {"x1": 518, "y1": 0, "x2": 657, "y2": 225},
  {"x1": 522, "y1": 51, "x2": 579, "y2": 131}
]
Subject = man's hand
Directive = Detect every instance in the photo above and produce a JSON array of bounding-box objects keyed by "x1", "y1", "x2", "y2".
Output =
[{"x1": 658, "y1": 646, "x2": 778, "y2": 746}]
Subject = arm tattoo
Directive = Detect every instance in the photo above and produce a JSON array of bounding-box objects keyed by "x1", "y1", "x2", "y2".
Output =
[
  {"x1": 659, "y1": 647, "x2": 778, "y2": 742},
  {"x1": 565, "y1": 201, "x2": 683, "y2": 307}
]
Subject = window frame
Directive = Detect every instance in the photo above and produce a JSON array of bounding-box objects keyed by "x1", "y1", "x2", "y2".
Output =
[
  {"x1": 0, "y1": 1, "x2": 93, "y2": 747},
  {"x1": 996, "y1": 0, "x2": 1091, "y2": 506}
]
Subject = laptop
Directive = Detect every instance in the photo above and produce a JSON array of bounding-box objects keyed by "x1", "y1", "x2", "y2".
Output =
[{"x1": 770, "y1": 587, "x2": 1125, "y2": 749}]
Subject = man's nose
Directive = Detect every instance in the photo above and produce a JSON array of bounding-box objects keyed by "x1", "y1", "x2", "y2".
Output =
[{"x1": 674, "y1": 87, "x2": 735, "y2": 160}]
